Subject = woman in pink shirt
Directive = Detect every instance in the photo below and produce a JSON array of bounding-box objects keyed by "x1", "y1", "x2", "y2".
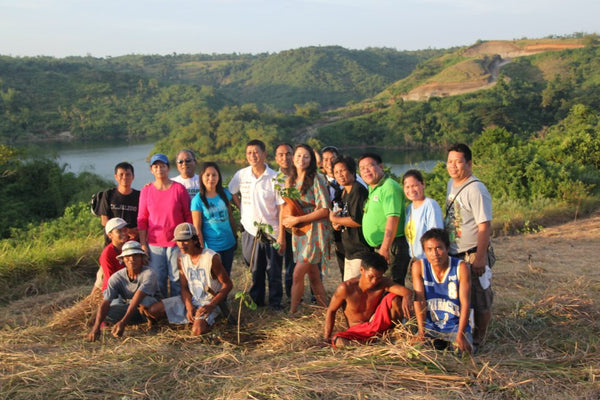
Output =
[{"x1": 138, "y1": 153, "x2": 192, "y2": 297}]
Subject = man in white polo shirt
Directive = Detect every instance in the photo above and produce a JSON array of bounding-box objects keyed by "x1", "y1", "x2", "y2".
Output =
[{"x1": 229, "y1": 139, "x2": 285, "y2": 310}]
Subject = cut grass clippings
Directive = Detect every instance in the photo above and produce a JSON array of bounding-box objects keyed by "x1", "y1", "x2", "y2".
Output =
[{"x1": 1, "y1": 211, "x2": 600, "y2": 399}]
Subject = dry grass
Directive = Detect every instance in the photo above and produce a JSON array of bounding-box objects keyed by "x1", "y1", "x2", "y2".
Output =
[
  {"x1": 2, "y1": 212, "x2": 600, "y2": 399},
  {"x1": 426, "y1": 58, "x2": 490, "y2": 85}
]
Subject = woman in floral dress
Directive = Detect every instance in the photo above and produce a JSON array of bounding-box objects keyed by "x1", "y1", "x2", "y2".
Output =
[{"x1": 283, "y1": 143, "x2": 332, "y2": 314}]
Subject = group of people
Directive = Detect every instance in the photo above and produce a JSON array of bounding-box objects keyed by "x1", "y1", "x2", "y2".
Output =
[{"x1": 87, "y1": 141, "x2": 494, "y2": 355}]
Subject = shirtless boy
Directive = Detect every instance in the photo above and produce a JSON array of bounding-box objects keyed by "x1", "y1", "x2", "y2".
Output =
[{"x1": 323, "y1": 252, "x2": 412, "y2": 347}]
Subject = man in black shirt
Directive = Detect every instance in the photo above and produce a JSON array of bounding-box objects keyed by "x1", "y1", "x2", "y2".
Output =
[
  {"x1": 329, "y1": 156, "x2": 372, "y2": 280},
  {"x1": 99, "y1": 162, "x2": 140, "y2": 242}
]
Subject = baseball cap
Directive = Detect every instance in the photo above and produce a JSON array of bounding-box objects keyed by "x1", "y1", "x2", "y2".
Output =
[
  {"x1": 105, "y1": 217, "x2": 127, "y2": 235},
  {"x1": 117, "y1": 241, "x2": 146, "y2": 259},
  {"x1": 150, "y1": 153, "x2": 169, "y2": 166},
  {"x1": 173, "y1": 222, "x2": 197, "y2": 241}
]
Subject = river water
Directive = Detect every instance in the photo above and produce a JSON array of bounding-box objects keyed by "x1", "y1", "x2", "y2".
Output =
[{"x1": 36, "y1": 140, "x2": 444, "y2": 189}]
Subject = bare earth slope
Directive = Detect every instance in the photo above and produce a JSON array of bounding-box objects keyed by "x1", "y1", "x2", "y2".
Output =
[
  {"x1": 402, "y1": 40, "x2": 585, "y2": 101},
  {"x1": 1, "y1": 212, "x2": 599, "y2": 399}
]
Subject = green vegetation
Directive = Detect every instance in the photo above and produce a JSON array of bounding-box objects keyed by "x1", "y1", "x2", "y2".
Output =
[
  {"x1": 419, "y1": 106, "x2": 600, "y2": 235},
  {"x1": 152, "y1": 103, "x2": 311, "y2": 163},
  {"x1": 0, "y1": 202, "x2": 101, "y2": 303},
  {"x1": 0, "y1": 145, "x2": 106, "y2": 301},
  {"x1": 1, "y1": 36, "x2": 600, "y2": 399},
  {"x1": 1, "y1": 37, "x2": 600, "y2": 301},
  {"x1": 0, "y1": 145, "x2": 110, "y2": 238},
  {"x1": 318, "y1": 45, "x2": 600, "y2": 148},
  {"x1": 0, "y1": 47, "x2": 442, "y2": 143}
]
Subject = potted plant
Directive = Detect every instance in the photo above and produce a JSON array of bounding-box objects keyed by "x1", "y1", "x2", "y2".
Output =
[{"x1": 273, "y1": 172, "x2": 310, "y2": 236}]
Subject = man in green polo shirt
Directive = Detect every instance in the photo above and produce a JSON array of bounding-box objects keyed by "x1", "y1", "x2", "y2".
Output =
[{"x1": 358, "y1": 153, "x2": 410, "y2": 285}]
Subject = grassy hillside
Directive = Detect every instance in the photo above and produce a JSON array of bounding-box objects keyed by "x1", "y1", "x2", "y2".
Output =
[
  {"x1": 1, "y1": 212, "x2": 599, "y2": 399},
  {"x1": 375, "y1": 37, "x2": 589, "y2": 103},
  {"x1": 217, "y1": 46, "x2": 442, "y2": 109}
]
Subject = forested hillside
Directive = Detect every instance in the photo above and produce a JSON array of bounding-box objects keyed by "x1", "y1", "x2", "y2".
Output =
[
  {"x1": 317, "y1": 37, "x2": 600, "y2": 148},
  {"x1": 0, "y1": 46, "x2": 441, "y2": 143},
  {"x1": 107, "y1": 47, "x2": 443, "y2": 108}
]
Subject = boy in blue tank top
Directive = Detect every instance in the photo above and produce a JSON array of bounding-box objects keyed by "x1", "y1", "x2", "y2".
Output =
[{"x1": 412, "y1": 228, "x2": 473, "y2": 353}]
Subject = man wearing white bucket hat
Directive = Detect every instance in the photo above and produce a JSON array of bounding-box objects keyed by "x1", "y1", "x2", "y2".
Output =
[{"x1": 88, "y1": 241, "x2": 161, "y2": 341}]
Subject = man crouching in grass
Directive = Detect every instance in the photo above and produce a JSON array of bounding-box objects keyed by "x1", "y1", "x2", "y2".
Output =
[
  {"x1": 323, "y1": 252, "x2": 413, "y2": 347},
  {"x1": 139, "y1": 223, "x2": 233, "y2": 336},
  {"x1": 88, "y1": 241, "x2": 161, "y2": 342},
  {"x1": 412, "y1": 228, "x2": 473, "y2": 354}
]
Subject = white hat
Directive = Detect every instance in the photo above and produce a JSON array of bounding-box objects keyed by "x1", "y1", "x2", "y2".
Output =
[
  {"x1": 116, "y1": 241, "x2": 146, "y2": 259},
  {"x1": 105, "y1": 217, "x2": 127, "y2": 235}
]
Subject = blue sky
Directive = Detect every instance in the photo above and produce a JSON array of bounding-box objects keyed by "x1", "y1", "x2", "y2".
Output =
[{"x1": 1, "y1": 0, "x2": 598, "y2": 57}]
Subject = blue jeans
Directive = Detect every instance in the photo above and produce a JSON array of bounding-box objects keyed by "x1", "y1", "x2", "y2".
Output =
[
  {"x1": 217, "y1": 245, "x2": 236, "y2": 277},
  {"x1": 389, "y1": 236, "x2": 410, "y2": 286},
  {"x1": 242, "y1": 231, "x2": 283, "y2": 307},
  {"x1": 148, "y1": 244, "x2": 180, "y2": 298},
  {"x1": 283, "y1": 230, "x2": 295, "y2": 298}
]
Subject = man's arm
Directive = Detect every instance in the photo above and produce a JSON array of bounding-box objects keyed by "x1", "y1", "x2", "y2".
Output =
[
  {"x1": 195, "y1": 255, "x2": 233, "y2": 318},
  {"x1": 329, "y1": 211, "x2": 361, "y2": 229},
  {"x1": 191, "y1": 210, "x2": 205, "y2": 250},
  {"x1": 138, "y1": 229, "x2": 149, "y2": 255},
  {"x1": 111, "y1": 290, "x2": 147, "y2": 338},
  {"x1": 227, "y1": 203, "x2": 238, "y2": 246},
  {"x1": 378, "y1": 216, "x2": 400, "y2": 263},
  {"x1": 228, "y1": 172, "x2": 241, "y2": 210},
  {"x1": 471, "y1": 221, "x2": 491, "y2": 276},
  {"x1": 137, "y1": 188, "x2": 149, "y2": 254},
  {"x1": 456, "y1": 260, "x2": 472, "y2": 353},
  {"x1": 177, "y1": 257, "x2": 196, "y2": 322},
  {"x1": 98, "y1": 190, "x2": 112, "y2": 227},
  {"x1": 88, "y1": 299, "x2": 111, "y2": 342},
  {"x1": 411, "y1": 260, "x2": 427, "y2": 340},
  {"x1": 276, "y1": 204, "x2": 286, "y2": 255},
  {"x1": 323, "y1": 283, "x2": 348, "y2": 341},
  {"x1": 382, "y1": 278, "x2": 413, "y2": 318},
  {"x1": 231, "y1": 193, "x2": 241, "y2": 210}
]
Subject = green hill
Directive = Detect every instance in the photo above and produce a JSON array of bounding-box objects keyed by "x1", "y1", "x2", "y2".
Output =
[
  {"x1": 0, "y1": 47, "x2": 442, "y2": 142},
  {"x1": 316, "y1": 35, "x2": 600, "y2": 148}
]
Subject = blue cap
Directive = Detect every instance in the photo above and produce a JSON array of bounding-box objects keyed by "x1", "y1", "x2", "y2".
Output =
[{"x1": 150, "y1": 153, "x2": 169, "y2": 166}]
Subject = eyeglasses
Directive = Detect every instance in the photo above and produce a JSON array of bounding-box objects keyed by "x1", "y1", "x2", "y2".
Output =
[
  {"x1": 177, "y1": 159, "x2": 194, "y2": 165},
  {"x1": 358, "y1": 163, "x2": 378, "y2": 172}
]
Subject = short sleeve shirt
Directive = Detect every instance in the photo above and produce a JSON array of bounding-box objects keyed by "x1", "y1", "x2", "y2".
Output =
[
  {"x1": 445, "y1": 175, "x2": 492, "y2": 254},
  {"x1": 362, "y1": 176, "x2": 406, "y2": 248},
  {"x1": 405, "y1": 197, "x2": 444, "y2": 259},
  {"x1": 103, "y1": 266, "x2": 160, "y2": 302},
  {"x1": 99, "y1": 243, "x2": 125, "y2": 291},
  {"x1": 99, "y1": 188, "x2": 140, "y2": 228},
  {"x1": 340, "y1": 181, "x2": 372, "y2": 259},
  {"x1": 172, "y1": 174, "x2": 200, "y2": 199},
  {"x1": 228, "y1": 164, "x2": 283, "y2": 237},
  {"x1": 191, "y1": 189, "x2": 236, "y2": 251}
]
